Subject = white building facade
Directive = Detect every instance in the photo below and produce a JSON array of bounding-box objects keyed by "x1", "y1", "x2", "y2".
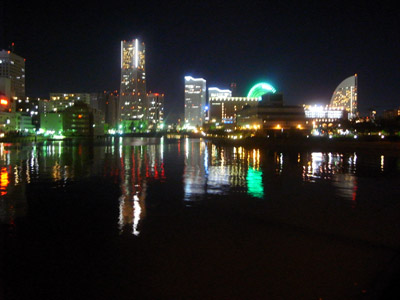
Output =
[{"x1": 184, "y1": 76, "x2": 206, "y2": 129}]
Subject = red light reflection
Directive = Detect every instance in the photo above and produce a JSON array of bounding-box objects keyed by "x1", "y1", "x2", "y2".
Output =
[{"x1": 1, "y1": 167, "x2": 9, "y2": 196}]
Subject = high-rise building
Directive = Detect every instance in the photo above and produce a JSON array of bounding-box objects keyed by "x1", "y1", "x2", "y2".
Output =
[
  {"x1": 147, "y1": 93, "x2": 164, "y2": 130},
  {"x1": 119, "y1": 39, "x2": 146, "y2": 123},
  {"x1": 330, "y1": 74, "x2": 358, "y2": 120},
  {"x1": 48, "y1": 93, "x2": 91, "y2": 112},
  {"x1": 15, "y1": 97, "x2": 40, "y2": 129},
  {"x1": 104, "y1": 91, "x2": 119, "y2": 129},
  {"x1": 0, "y1": 49, "x2": 25, "y2": 99},
  {"x1": 63, "y1": 102, "x2": 104, "y2": 137},
  {"x1": 208, "y1": 87, "x2": 232, "y2": 98},
  {"x1": 184, "y1": 76, "x2": 206, "y2": 128}
]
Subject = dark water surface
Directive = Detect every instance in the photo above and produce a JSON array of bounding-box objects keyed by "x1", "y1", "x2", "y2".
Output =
[{"x1": 1, "y1": 137, "x2": 400, "y2": 299}]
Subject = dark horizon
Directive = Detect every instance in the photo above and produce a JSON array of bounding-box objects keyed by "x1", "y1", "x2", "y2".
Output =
[{"x1": 2, "y1": 1, "x2": 399, "y2": 121}]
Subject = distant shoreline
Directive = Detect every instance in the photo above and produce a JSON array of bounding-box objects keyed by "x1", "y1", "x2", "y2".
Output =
[
  {"x1": 207, "y1": 136, "x2": 400, "y2": 154},
  {"x1": 1, "y1": 134, "x2": 400, "y2": 154}
]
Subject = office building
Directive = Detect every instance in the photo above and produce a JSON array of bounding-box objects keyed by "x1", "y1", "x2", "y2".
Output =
[
  {"x1": 104, "y1": 91, "x2": 119, "y2": 129},
  {"x1": 40, "y1": 113, "x2": 63, "y2": 134},
  {"x1": 49, "y1": 93, "x2": 91, "y2": 112},
  {"x1": 147, "y1": 93, "x2": 164, "y2": 130},
  {"x1": 383, "y1": 108, "x2": 400, "y2": 120},
  {"x1": 330, "y1": 74, "x2": 358, "y2": 120},
  {"x1": 184, "y1": 76, "x2": 206, "y2": 128},
  {"x1": 119, "y1": 39, "x2": 146, "y2": 124},
  {"x1": 237, "y1": 103, "x2": 310, "y2": 134},
  {"x1": 0, "y1": 49, "x2": 25, "y2": 99},
  {"x1": 208, "y1": 87, "x2": 232, "y2": 98},
  {"x1": 236, "y1": 88, "x2": 311, "y2": 135},
  {"x1": 15, "y1": 97, "x2": 40, "y2": 129},
  {"x1": 208, "y1": 82, "x2": 276, "y2": 125},
  {"x1": 63, "y1": 102, "x2": 104, "y2": 136},
  {"x1": 304, "y1": 105, "x2": 347, "y2": 123},
  {"x1": 209, "y1": 96, "x2": 259, "y2": 124}
]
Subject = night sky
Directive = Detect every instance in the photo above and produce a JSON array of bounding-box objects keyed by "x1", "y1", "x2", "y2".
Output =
[{"x1": 2, "y1": 0, "x2": 399, "y2": 122}]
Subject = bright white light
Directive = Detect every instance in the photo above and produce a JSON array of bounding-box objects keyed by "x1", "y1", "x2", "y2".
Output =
[
  {"x1": 208, "y1": 87, "x2": 231, "y2": 93},
  {"x1": 184, "y1": 76, "x2": 206, "y2": 82},
  {"x1": 53, "y1": 135, "x2": 65, "y2": 140},
  {"x1": 308, "y1": 105, "x2": 324, "y2": 112},
  {"x1": 135, "y1": 39, "x2": 139, "y2": 68},
  {"x1": 312, "y1": 130, "x2": 320, "y2": 136}
]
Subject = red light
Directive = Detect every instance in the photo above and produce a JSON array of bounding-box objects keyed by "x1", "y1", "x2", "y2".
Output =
[
  {"x1": 0, "y1": 99, "x2": 8, "y2": 105},
  {"x1": 78, "y1": 114, "x2": 82, "y2": 119}
]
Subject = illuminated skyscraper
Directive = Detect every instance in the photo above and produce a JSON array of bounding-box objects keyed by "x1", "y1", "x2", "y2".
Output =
[
  {"x1": 184, "y1": 76, "x2": 206, "y2": 128},
  {"x1": 147, "y1": 92, "x2": 164, "y2": 130},
  {"x1": 330, "y1": 74, "x2": 358, "y2": 120},
  {"x1": 119, "y1": 39, "x2": 146, "y2": 123},
  {"x1": 0, "y1": 49, "x2": 25, "y2": 99}
]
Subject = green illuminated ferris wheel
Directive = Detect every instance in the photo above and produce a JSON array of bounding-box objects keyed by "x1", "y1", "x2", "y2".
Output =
[{"x1": 247, "y1": 82, "x2": 276, "y2": 98}]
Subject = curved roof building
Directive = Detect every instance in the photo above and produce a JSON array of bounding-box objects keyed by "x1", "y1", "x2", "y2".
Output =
[
  {"x1": 330, "y1": 74, "x2": 358, "y2": 119},
  {"x1": 247, "y1": 82, "x2": 276, "y2": 98}
]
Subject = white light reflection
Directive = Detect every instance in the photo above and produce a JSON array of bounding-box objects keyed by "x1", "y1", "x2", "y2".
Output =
[
  {"x1": 58, "y1": 141, "x2": 62, "y2": 156},
  {"x1": 13, "y1": 166, "x2": 20, "y2": 185},
  {"x1": 204, "y1": 142, "x2": 209, "y2": 174},
  {"x1": 133, "y1": 194, "x2": 141, "y2": 236},
  {"x1": 160, "y1": 136, "x2": 164, "y2": 161},
  {"x1": 25, "y1": 159, "x2": 31, "y2": 183},
  {"x1": 185, "y1": 137, "x2": 189, "y2": 159},
  {"x1": 119, "y1": 137, "x2": 123, "y2": 157}
]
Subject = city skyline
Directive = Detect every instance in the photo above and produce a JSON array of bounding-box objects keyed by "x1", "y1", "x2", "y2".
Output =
[{"x1": 2, "y1": 1, "x2": 399, "y2": 122}]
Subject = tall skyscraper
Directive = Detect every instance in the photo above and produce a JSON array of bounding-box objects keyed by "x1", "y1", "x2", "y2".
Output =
[
  {"x1": 0, "y1": 49, "x2": 25, "y2": 99},
  {"x1": 119, "y1": 39, "x2": 146, "y2": 124},
  {"x1": 147, "y1": 93, "x2": 164, "y2": 130},
  {"x1": 330, "y1": 74, "x2": 358, "y2": 120},
  {"x1": 184, "y1": 76, "x2": 206, "y2": 128}
]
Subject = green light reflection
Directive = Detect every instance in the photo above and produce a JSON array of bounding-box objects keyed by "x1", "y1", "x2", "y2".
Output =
[{"x1": 246, "y1": 167, "x2": 264, "y2": 198}]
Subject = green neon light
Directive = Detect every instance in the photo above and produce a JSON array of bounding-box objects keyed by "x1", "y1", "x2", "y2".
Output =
[
  {"x1": 247, "y1": 82, "x2": 277, "y2": 98},
  {"x1": 246, "y1": 167, "x2": 264, "y2": 199}
]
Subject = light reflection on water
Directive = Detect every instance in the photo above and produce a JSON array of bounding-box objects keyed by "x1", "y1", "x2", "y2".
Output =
[
  {"x1": 183, "y1": 141, "x2": 264, "y2": 200},
  {"x1": 1, "y1": 138, "x2": 399, "y2": 235}
]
